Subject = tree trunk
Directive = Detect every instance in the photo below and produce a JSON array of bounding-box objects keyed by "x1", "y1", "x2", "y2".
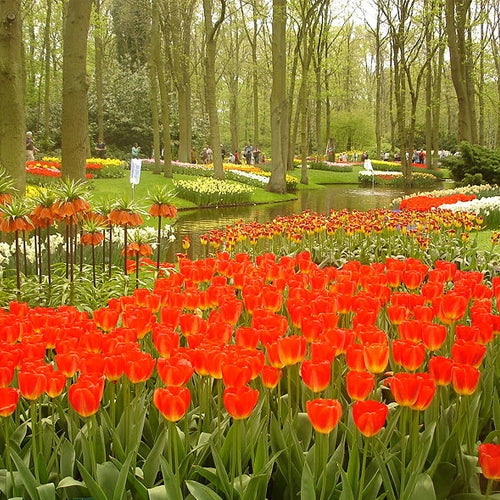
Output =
[
  {"x1": 203, "y1": 0, "x2": 225, "y2": 180},
  {"x1": 94, "y1": 0, "x2": 105, "y2": 146},
  {"x1": 268, "y1": 0, "x2": 288, "y2": 193},
  {"x1": 153, "y1": 0, "x2": 173, "y2": 178},
  {"x1": 43, "y1": 0, "x2": 52, "y2": 144},
  {"x1": 61, "y1": 0, "x2": 93, "y2": 180},
  {"x1": 164, "y1": 0, "x2": 195, "y2": 163},
  {"x1": 445, "y1": 0, "x2": 476, "y2": 143},
  {"x1": 0, "y1": 0, "x2": 25, "y2": 192}
]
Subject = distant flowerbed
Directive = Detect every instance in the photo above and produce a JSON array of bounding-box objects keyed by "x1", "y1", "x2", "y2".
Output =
[
  {"x1": 173, "y1": 178, "x2": 253, "y2": 206},
  {"x1": 359, "y1": 170, "x2": 439, "y2": 188},
  {"x1": 26, "y1": 157, "x2": 125, "y2": 181},
  {"x1": 392, "y1": 185, "x2": 500, "y2": 229}
]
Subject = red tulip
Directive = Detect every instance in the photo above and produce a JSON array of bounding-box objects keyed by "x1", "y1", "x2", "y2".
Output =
[
  {"x1": 398, "y1": 320, "x2": 422, "y2": 342},
  {"x1": 0, "y1": 364, "x2": 15, "y2": 388},
  {"x1": 300, "y1": 360, "x2": 331, "y2": 392},
  {"x1": 103, "y1": 354, "x2": 125, "y2": 382},
  {"x1": 18, "y1": 370, "x2": 46, "y2": 400},
  {"x1": 388, "y1": 373, "x2": 422, "y2": 407},
  {"x1": 387, "y1": 305, "x2": 409, "y2": 325},
  {"x1": 68, "y1": 376, "x2": 104, "y2": 417},
  {"x1": 478, "y1": 443, "x2": 500, "y2": 480},
  {"x1": 235, "y1": 326, "x2": 260, "y2": 349},
  {"x1": 153, "y1": 386, "x2": 191, "y2": 422},
  {"x1": 123, "y1": 352, "x2": 156, "y2": 383},
  {"x1": 392, "y1": 340, "x2": 426, "y2": 371},
  {"x1": 346, "y1": 344, "x2": 366, "y2": 371},
  {"x1": 152, "y1": 327, "x2": 180, "y2": 358},
  {"x1": 261, "y1": 366, "x2": 282, "y2": 388},
  {"x1": 45, "y1": 370, "x2": 67, "y2": 398},
  {"x1": 346, "y1": 370, "x2": 375, "y2": 401},
  {"x1": 306, "y1": 398, "x2": 342, "y2": 434},
  {"x1": 223, "y1": 386, "x2": 259, "y2": 419},
  {"x1": 363, "y1": 343, "x2": 389, "y2": 374},
  {"x1": 451, "y1": 340, "x2": 486, "y2": 368},
  {"x1": 451, "y1": 363, "x2": 480, "y2": 395},
  {"x1": 0, "y1": 387, "x2": 20, "y2": 417},
  {"x1": 222, "y1": 362, "x2": 252, "y2": 388},
  {"x1": 411, "y1": 374, "x2": 436, "y2": 411},
  {"x1": 352, "y1": 400, "x2": 388, "y2": 437},
  {"x1": 421, "y1": 324, "x2": 447, "y2": 351},
  {"x1": 428, "y1": 356, "x2": 453, "y2": 386},
  {"x1": 55, "y1": 352, "x2": 80, "y2": 378},
  {"x1": 93, "y1": 307, "x2": 120, "y2": 332},
  {"x1": 277, "y1": 335, "x2": 307, "y2": 366},
  {"x1": 157, "y1": 355, "x2": 194, "y2": 387},
  {"x1": 435, "y1": 293, "x2": 468, "y2": 324}
]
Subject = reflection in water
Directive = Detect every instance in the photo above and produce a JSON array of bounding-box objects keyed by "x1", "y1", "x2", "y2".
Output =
[{"x1": 167, "y1": 184, "x2": 422, "y2": 260}]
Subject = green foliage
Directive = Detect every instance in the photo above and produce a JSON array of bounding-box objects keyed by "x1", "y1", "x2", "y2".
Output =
[
  {"x1": 442, "y1": 142, "x2": 500, "y2": 185},
  {"x1": 308, "y1": 161, "x2": 354, "y2": 173}
]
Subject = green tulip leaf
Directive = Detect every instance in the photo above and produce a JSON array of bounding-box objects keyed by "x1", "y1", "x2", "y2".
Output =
[
  {"x1": 158, "y1": 456, "x2": 183, "y2": 500},
  {"x1": 76, "y1": 460, "x2": 108, "y2": 500},
  {"x1": 109, "y1": 457, "x2": 149, "y2": 500},
  {"x1": 36, "y1": 482, "x2": 56, "y2": 500},
  {"x1": 430, "y1": 462, "x2": 456, "y2": 499},
  {"x1": 338, "y1": 467, "x2": 355, "y2": 500},
  {"x1": 111, "y1": 452, "x2": 135, "y2": 500},
  {"x1": 300, "y1": 460, "x2": 316, "y2": 499},
  {"x1": 57, "y1": 477, "x2": 85, "y2": 489},
  {"x1": 185, "y1": 480, "x2": 224, "y2": 500},
  {"x1": 294, "y1": 412, "x2": 312, "y2": 450},
  {"x1": 143, "y1": 428, "x2": 167, "y2": 487},
  {"x1": 406, "y1": 473, "x2": 436, "y2": 500},
  {"x1": 59, "y1": 439, "x2": 76, "y2": 479},
  {"x1": 9, "y1": 448, "x2": 40, "y2": 500}
]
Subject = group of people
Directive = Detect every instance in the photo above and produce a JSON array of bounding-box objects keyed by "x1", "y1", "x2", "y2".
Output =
[{"x1": 197, "y1": 143, "x2": 266, "y2": 165}]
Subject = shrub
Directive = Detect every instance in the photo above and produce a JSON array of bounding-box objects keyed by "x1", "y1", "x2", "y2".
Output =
[{"x1": 441, "y1": 142, "x2": 500, "y2": 185}]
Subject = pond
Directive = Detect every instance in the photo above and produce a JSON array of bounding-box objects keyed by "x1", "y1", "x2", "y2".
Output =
[{"x1": 166, "y1": 183, "x2": 429, "y2": 260}]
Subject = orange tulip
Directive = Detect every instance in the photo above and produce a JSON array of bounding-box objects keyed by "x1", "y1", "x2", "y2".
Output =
[
  {"x1": 68, "y1": 376, "x2": 104, "y2": 417},
  {"x1": 451, "y1": 363, "x2": 480, "y2": 395},
  {"x1": 153, "y1": 386, "x2": 190, "y2": 422},
  {"x1": 352, "y1": 399, "x2": 388, "y2": 437},
  {"x1": 300, "y1": 360, "x2": 331, "y2": 392},
  {"x1": 223, "y1": 386, "x2": 259, "y2": 419},
  {"x1": 478, "y1": 443, "x2": 500, "y2": 480},
  {"x1": 346, "y1": 370, "x2": 375, "y2": 401},
  {"x1": 306, "y1": 398, "x2": 342, "y2": 434},
  {"x1": 363, "y1": 343, "x2": 389, "y2": 374},
  {"x1": 0, "y1": 387, "x2": 20, "y2": 417}
]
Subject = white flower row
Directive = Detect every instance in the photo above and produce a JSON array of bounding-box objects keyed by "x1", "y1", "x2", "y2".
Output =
[
  {"x1": 359, "y1": 170, "x2": 402, "y2": 177},
  {"x1": 228, "y1": 169, "x2": 269, "y2": 185},
  {"x1": 438, "y1": 196, "x2": 500, "y2": 215}
]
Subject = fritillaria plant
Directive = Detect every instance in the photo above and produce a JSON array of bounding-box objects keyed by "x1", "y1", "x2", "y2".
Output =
[{"x1": 147, "y1": 185, "x2": 177, "y2": 269}]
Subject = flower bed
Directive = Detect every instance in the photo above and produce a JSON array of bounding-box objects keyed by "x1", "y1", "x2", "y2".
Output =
[
  {"x1": 359, "y1": 170, "x2": 439, "y2": 188},
  {"x1": 26, "y1": 157, "x2": 125, "y2": 180},
  {"x1": 173, "y1": 178, "x2": 253, "y2": 206},
  {"x1": 399, "y1": 193, "x2": 477, "y2": 211},
  {"x1": 0, "y1": 252, "x2": 499, "y2": 498},
  {"x1": 199, "y1": 208, "x2": 494, "y2": 270},
  {"x1": 439, "y1": 196, "x2": 500, "y2": 229}
]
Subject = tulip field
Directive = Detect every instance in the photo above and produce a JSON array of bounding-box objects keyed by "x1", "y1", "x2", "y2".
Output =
[
  {"x1": 1, "y1": 248, "x2": 500, "y2": 499},
  {"x1": 1, "y1": 175, "x2": 500, "y2": 499}
]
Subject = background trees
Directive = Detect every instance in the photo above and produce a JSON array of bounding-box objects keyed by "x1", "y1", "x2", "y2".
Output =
[{"x1": 0, "y1": 0, "x2": 499, "y2": 191}]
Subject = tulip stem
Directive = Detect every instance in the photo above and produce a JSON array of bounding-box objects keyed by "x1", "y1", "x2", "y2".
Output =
[
  {"x1": 485, "y1": 478, "x2": 493, "y2": 498},
  {"x1": 400, "y1": 407, "x2": 408, "y2": 492},
  {"x1": 358, "y1": 437, "x2": 369, "y2": 500},
  {"x1": 318, "y1": 432, "x2": 328, "y2": 500},
  {"x1": 30, "y1": 401, "x2": 40, "y2": 482},
  {"x1": 4, "y1": 418, "x2": 16, "y2": 495}
]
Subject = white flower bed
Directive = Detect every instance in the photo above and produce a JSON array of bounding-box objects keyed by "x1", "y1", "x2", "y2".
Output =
[
  {"x1": 438, "y1": 196, "x2": 500, "y2": 215},
  {"x1": 359, "y1": 170, "x2": 402, "y2": 179}
]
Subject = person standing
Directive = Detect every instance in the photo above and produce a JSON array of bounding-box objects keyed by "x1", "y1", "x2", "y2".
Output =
[
  {"x1": 95, "y1": 138, "x2": 107, "y2": 159},
  {"x1": 244, "y1": 143, "x2": 253, "y2": 165},
  {"x1": 26, "y1": 131, "x2": 37, "y2": 161},
  {"x1": 131, "y1": 143, "x2": 141, "y2": 159}
]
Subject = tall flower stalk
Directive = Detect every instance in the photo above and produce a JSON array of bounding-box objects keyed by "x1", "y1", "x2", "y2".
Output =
[
  {"x1": 109, "y1": 198, "x2": 144, "y2": 275},
  {"x1": 147, "y1": 185, "x2": 177, "y2": 269}
]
